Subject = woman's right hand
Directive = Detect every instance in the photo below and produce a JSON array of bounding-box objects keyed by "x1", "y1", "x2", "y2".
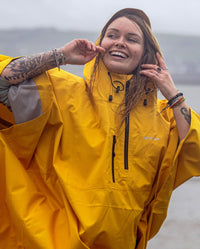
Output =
[{"x1": 61, "y1": 39, "x2": 105, "y2": 65}]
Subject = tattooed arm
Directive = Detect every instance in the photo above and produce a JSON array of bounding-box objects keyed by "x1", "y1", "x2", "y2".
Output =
[
  {"x1": 172, "y1": 102, "x2": 191, "y2": 141},
  {"x1": 1, "y1": 39, "x2": 105, "y2": 84},
  {"x1": 1, "y1": 50, "x2": 58, "y2": 84}
]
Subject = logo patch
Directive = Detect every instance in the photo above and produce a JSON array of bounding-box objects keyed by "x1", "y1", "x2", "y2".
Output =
[{"x1": 143, "y1": 136, "x2": 160, "y2": 141}]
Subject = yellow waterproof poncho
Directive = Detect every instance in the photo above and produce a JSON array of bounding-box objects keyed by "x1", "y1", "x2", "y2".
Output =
[{"x1": 0, "y1": 55, "x2": 200, "y2": 249}]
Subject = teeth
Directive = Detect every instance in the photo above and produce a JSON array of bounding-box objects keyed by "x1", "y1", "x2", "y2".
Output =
[{"x1": 110, "y1": 51, "x2": 127, "y2": 58}]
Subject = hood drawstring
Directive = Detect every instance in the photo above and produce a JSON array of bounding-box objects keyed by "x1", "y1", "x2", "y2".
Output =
[
  {"x1": 143, "y1": 84, "x2": 155, "y2": 106},
  {"x1": 108, "y1": 72, "x2": 125, "y2": 102},
  {"x1": 143, "y1": 88, "x2": 150, "y2": 106}
]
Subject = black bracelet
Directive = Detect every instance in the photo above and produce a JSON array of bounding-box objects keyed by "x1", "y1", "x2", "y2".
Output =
[{"x1": 167, "y1": 92, "x2": 183, "y2": 106}]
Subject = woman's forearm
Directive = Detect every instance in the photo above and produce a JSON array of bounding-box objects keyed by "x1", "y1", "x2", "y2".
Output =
[
  {"x1": 1, "y1": 49, "x2": 62, "y2": 84},
  {"x1": 172, "y1": 102, "x2": 191, "y2": 141}
]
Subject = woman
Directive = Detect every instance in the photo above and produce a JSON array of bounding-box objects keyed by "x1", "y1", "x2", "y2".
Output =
[{"x1": 0, "y1": 8, "x2": 199, "y2": 249}]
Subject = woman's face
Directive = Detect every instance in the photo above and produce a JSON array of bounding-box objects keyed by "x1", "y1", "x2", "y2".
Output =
[{"x1": 101, "y1": 17, "x2": 144, "y2": 74}]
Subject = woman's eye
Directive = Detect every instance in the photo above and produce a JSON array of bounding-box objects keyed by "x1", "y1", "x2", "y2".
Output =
[
  {"x1": 107, "y1": 34, "x2": 117, "y2": 39},
  {"x1": 128, "y1": 38, "x2": 137, "y2": 42}
]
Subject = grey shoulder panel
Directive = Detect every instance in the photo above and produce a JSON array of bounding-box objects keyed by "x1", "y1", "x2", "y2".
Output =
[
  {"x1": 8, "y1": 79, "x2": 43, "y2": 124},
  {"x1": 0, "y1": 77, "x2": 11, "y2": 108}
]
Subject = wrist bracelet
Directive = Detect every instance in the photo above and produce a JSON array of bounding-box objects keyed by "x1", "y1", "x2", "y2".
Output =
[
  {"x1": 167, "y1": 92, "x2": 183, "y2": 106},
  {"x1": 53, "y1": 48, "x2": 66, "y2": 70},
  {"x1": 160, "y1": 92, "x2": 185, "y2": 113},
  {"x1": 53, "y1": 48, "x2": 60, "y2": 70},
  {"x1": 60, "y1": 49, "x2": 66, "y2": 65},
  {"x1": 170, "y1": 96, "x2": 185, "y2": 108}
]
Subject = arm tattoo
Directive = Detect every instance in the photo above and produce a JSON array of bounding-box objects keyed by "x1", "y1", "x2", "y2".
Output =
[
  {"x1": 2, "y1": 50, "x2": 57, "y2": 83},
  {"x1": 180, "y1": 107, "x2": 191, "y2": 125}
]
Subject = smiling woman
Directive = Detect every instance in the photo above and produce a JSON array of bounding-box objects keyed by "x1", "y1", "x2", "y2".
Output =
[{"x1": 0, "y1": 7, "x2": 200, "y2": 249}]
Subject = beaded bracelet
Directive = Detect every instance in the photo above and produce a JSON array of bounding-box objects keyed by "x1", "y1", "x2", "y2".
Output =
[
  {"x1": 53, "y1": 48, "x2": 66, "y2": 71},
  {"x1": 167, "y1": 92, "x2": 183, "y2": 106},
  {"x1": 160, "y1": 92, "x2": 185, "y2": 113},
  {"x1": 53, "y1": 48, "x2": 61, "y2": 70},
  {"x1": 170, "y1": 96, "x2": 185, "y2": 108},
  {"x1": 60, "y1": 49, "x2": 66, "y2": 65}
]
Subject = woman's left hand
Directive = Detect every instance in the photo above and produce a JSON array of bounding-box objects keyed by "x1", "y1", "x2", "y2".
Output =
[{"x1": 140, "y1": 52, "x2": 178, "y2": 100}]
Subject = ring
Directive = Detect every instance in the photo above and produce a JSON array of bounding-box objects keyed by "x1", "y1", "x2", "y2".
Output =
[
  {"x1": 157, "y1": 67, "x2": 162, "y2": 72},
  {"x1": 155, "y1": 72, "x2": 158, "y2": 76}
]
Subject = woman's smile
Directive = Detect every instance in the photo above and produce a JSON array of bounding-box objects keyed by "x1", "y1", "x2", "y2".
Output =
[{"x1": 109, "y1": 50, "x2": 129, "y2": 59}]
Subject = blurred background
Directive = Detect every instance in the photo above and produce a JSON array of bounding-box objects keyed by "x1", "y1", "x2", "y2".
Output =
[{"x1": 0, "y1": 0, "x2": 200, "y2": 248}]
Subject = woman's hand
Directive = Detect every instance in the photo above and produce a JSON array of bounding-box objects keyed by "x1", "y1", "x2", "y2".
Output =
[
  {"x1": 62, "y1": 39, "x2": 105, "y2": 65},
  {"x1": 140, "y1": 52, "x2": 191, "y2": 140},
  {"x1": 140, "y1": 52, "x2": 178, "y2": 100}
]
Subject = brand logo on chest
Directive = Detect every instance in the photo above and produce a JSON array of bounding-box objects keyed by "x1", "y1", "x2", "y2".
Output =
[{"x1": 143, "y1": 136, "x2": 160, "y2": 141}]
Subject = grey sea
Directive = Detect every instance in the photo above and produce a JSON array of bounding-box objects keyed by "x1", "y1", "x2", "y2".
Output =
[{"x1": 1, "y1": 28, "x2": 200, "y2": 248}]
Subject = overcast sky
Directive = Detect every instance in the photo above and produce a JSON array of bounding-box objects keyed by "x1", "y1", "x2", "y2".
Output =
[{"x1": 1, "y1": 0, "x2": 200, "y2": 36}]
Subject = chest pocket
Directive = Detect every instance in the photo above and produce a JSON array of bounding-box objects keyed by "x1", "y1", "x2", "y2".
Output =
[{"x1": 113, "y1": 111, "x2": 170, "y2": 197}]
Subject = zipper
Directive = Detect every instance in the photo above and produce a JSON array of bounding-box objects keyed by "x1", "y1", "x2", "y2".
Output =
[
  {"x1": 112, "y1": 135, "x2": 116, "y2": 183},
  {"x1": 124, "y1": 115, "x2": 129, "y2": 170},
  {"x1": 124, "y1": 81, "x2": 130, "y2": 170}
]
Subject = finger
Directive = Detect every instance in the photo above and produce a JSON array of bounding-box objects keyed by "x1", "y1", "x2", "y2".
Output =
[
  {"x1": 141, "y1": 63, "x2": 167, "y2": 72},
  {"x1": 141, "y1": 64, "x2": 160, "y2": 72},
  {"x1": 87, "y1": 41, "x2": 93, "y2": 51},
  {"x1": 89, "y1": 42, "x2": 101, "y2": 53},
  {"x1": 96, "y1": 46, "x2": 105, "y2": 53},
  {"x1": 90, "y1": 42, "x2": 97, "y2": 52},
  {"x1": 81, "y1": 40, "x2": 93, "y2": 51},
  {"x1": 140, "y1": 66, "x2": 165, "y2": 80},
  {"x1": 141, "y1": 64, "x2": 156, "y2": 69},
  {"x1": 156, "y1": 52, "x2": 167, "y2": 69}
]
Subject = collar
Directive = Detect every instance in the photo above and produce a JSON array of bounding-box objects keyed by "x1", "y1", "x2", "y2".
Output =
[{"x1": 84, "y1": 58, "x2": 133, "y2": 103}]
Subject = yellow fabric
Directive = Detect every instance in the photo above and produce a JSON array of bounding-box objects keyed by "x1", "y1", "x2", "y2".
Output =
[
  {"x1": 0, "y1": 55, "x2": 15, "y2": 128},
  {"x1": 0, "y1": 56, "x2": 200, "y2": 249},
  {"x1": 0, "y1": 55, "x2": 21, "y2": 73}
]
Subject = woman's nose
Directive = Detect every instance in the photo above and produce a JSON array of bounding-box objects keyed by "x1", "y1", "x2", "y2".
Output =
[{"x1": 114, "y1": 37, "x2": 126, "y2": 48}]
